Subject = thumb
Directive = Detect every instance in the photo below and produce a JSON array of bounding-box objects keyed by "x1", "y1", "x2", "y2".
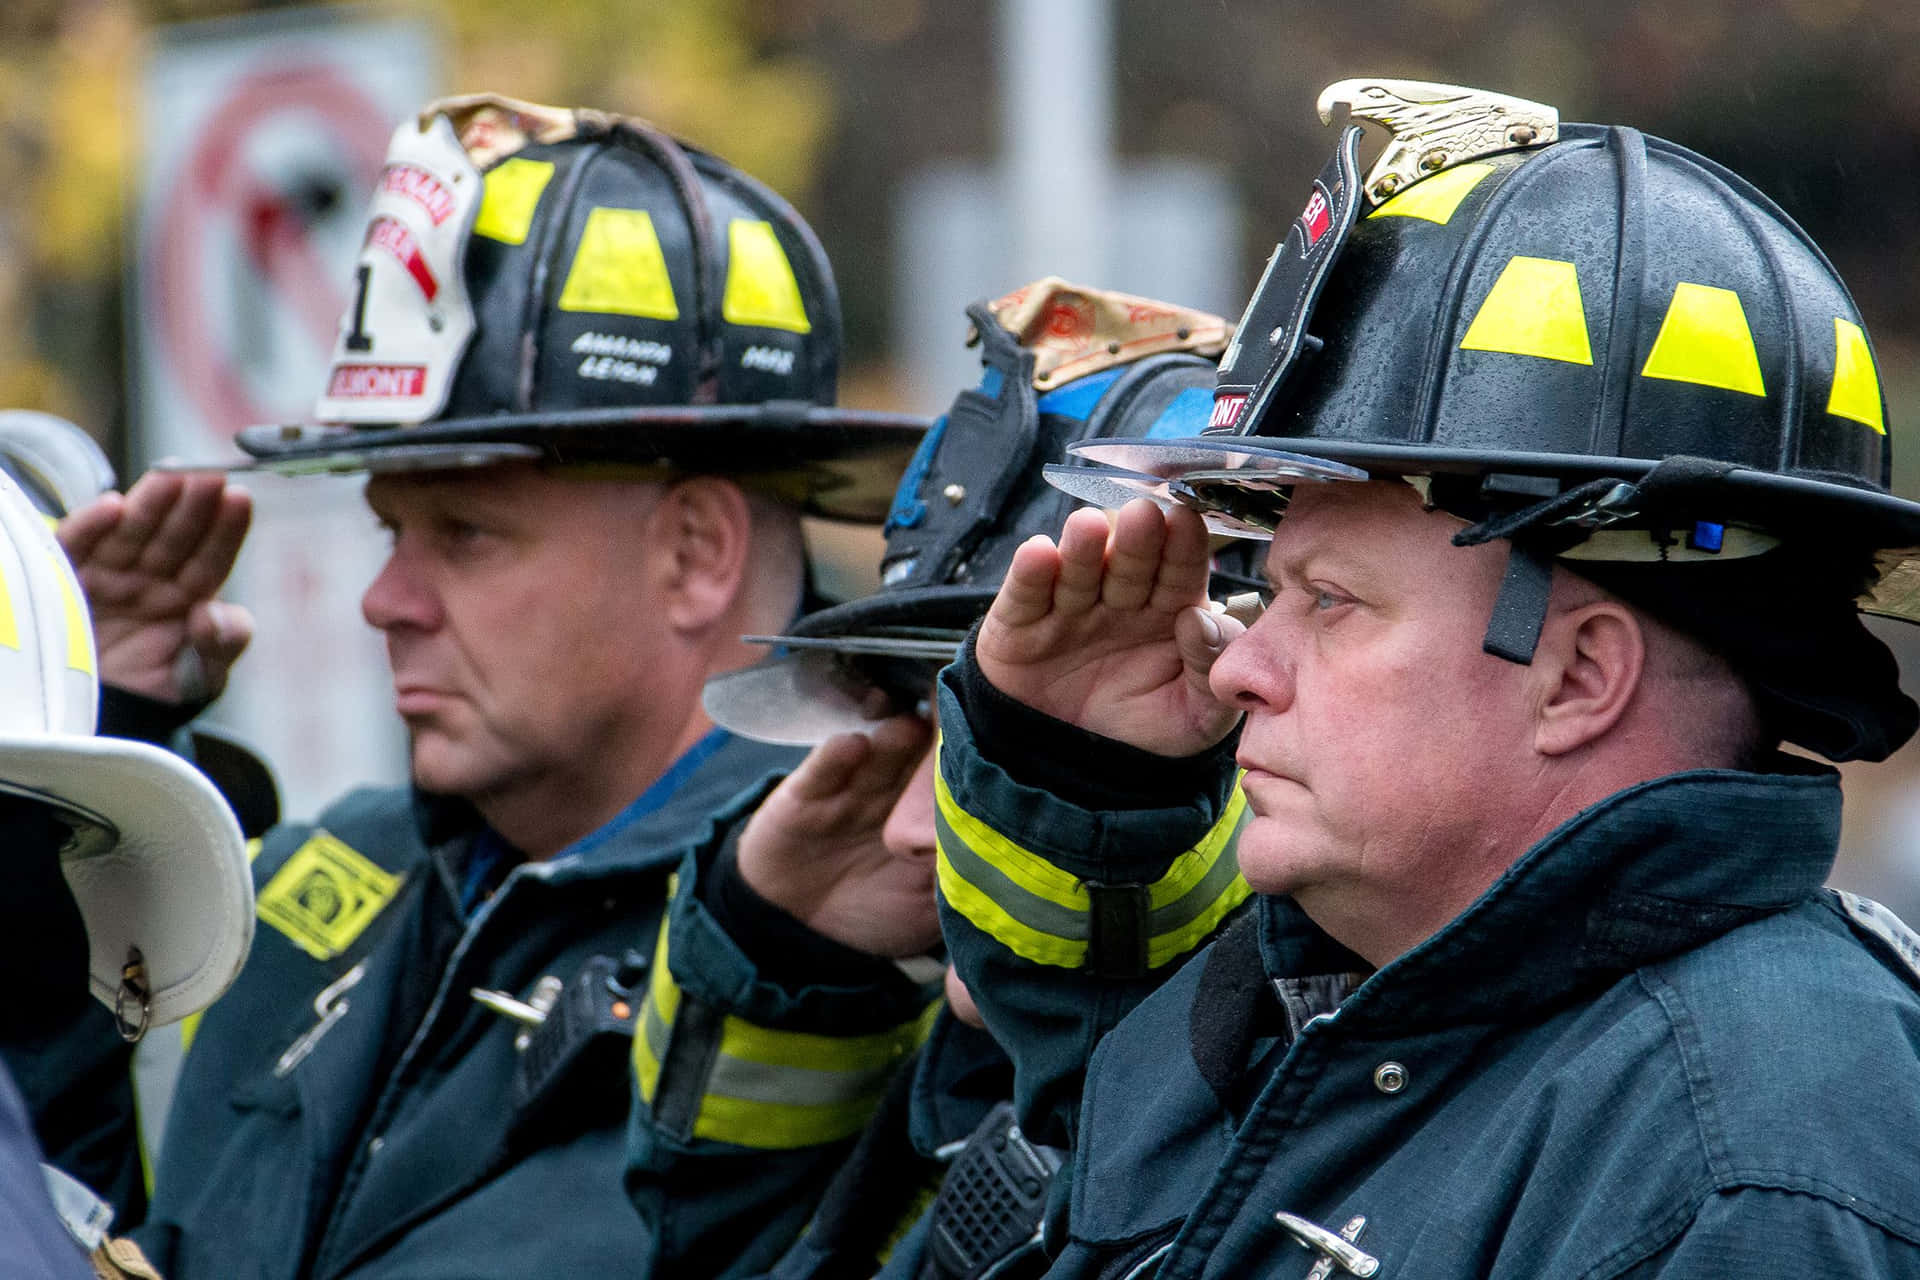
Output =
[
  {"x1": 187, "y1": 600, "x2": 255, "y2": 693},
  {"x1": 1173, "y1": 604, "x2": 1244, "y2": 687}
]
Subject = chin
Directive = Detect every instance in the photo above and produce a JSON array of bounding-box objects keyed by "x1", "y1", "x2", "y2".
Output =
[
  {"x1": 406, "y1": 740, "x2": 497, "y2": 801},
  {"x1": 1231, "y1": 824, "x2": 1323, "y2": 897}
]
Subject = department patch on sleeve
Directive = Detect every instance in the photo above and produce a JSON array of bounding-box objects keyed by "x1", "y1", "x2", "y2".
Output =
[{"x1": 256, "y1": 832, "x2": 402, "y2": 961}]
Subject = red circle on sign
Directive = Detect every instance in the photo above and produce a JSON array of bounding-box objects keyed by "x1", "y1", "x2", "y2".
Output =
[{"x1": 150, "y1": 65, "x2": 389, "y2": 439}]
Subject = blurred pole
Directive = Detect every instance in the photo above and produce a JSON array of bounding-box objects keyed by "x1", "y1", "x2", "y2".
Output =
[{"x1": 998, "y1": 0, "x2": 1113, "y2": 284}]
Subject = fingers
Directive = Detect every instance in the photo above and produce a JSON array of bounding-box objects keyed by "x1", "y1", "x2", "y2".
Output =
[
  {"x1": 85, "y1": 472, "x2": 237, "y2": 578},
  {"x1": 1051, "y1": 507, "x2": 1114, "y2": 614},
  {"x1": 782, "y1": 713, "x2": 931, "y2": 809},
  {"x1": 1099, "y1": 499, "x2": 1169, "y2": 611},
  {"x1": 174, "y1": 487, "x2": 252, "y2": 599},
  {"x1": 1148, "y1": 505, "x2": 1214, "y2": 611},
  {"x1": 866, "y1": 712, "x2": 935, "y2": 797},
  {"x1": 986, "y1": 534, "x2": 1061, "y2": 631},
  {"x1": 141, "y1": 475, "x2": 229, "y2": 578},
  {"x1": 988, "y1": 502, "x2": 1203, "y2": 642},
  {"x1": 781, "y1": 730, "x2": 878, "y2": 803},
  {"x1": 85, "y1": 472, "x2": 186, "y2": 572},
  {"x1": 57, "y1": 491, "x2": 126, "y2": 565}
]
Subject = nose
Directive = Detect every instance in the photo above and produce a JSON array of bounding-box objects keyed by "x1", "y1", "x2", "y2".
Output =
[
  {"x1": 361, "y1": 542, "x2": 441, "y2": 634},
  {"x1": 881, "y1": 745, "x2": 940, "y2": 862},
  {"x1": 1208, "y1": 612, "x2": 1292, "y2": 713}
]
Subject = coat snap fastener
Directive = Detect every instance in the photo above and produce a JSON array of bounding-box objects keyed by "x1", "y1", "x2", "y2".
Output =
[{"x1": 1372, "y1": 1061, "x2": 1407, "y2": 1094}]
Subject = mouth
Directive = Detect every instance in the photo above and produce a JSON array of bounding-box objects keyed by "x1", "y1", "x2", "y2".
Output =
[
  {"x1": 392, "y1": 685, "x2": 455, "y2": 716},
  {"x1": 1235, "y1": 757, "x2": 1303, "y2": 789}
]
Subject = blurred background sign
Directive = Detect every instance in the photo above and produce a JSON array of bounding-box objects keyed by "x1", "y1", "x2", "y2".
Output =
[
  {"x1": 128, "y1": 6, "x2": 436, "y2": 819},
  {"x1": 897, "y1": 0, "x2": 1238, "y2": 419}
]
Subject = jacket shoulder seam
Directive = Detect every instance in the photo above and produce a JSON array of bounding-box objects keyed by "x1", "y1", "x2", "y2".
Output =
[
  {"x1": 1579, "y1": 1180, "x2": 1920, "y2": 1278},
  {"x1": 1632, "y1": 966, "x2": 1726, "y2": 1178}
]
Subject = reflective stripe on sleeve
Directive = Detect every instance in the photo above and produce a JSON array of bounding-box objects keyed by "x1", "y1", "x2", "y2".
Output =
[
  {"x1": 633, "y1": 925, "x2": 938, "y2": 1150},
  {"x1": 934, "y1": 743, "x2": 1252, "y2": 970}
]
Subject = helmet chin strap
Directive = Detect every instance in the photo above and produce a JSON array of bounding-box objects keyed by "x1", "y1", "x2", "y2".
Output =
[
  {"x1": 1481, "y1": 541, "x2": 1557, "y2": 664},
  {"x1": 1453, "y1": 459, "x2": 1762, "y2": 665}
]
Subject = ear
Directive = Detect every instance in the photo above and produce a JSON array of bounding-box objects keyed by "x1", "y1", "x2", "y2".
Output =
[
  {"x1": 654, "y1": 477, "x2": 753, "y2": 633},
  {"x1": 1529, "y1": 600, "x2": 1646, "y2": 756}
]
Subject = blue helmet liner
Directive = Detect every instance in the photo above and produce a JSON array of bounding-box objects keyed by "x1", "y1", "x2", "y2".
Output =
[{"x1": 706, "y1": 296, "x2": 1247, "y2": 745}]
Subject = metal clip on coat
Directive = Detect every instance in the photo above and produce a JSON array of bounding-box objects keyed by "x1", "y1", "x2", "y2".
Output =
[
  {"x1": 473, "y1": 974, "x2": 564, "y2": 1051},
  {"x1": 1274, "y1": 1211, "x2": 1379, "y2": 1278},
  {"x1": 274, "y1": 962, "x2": 367, "y2": 1077}
]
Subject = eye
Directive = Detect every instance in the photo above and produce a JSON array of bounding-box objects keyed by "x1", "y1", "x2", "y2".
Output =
[
  {"x1": 1308, "y1": 583, "x2": 1354, "y2": 612},
  {"x1": 437, "y1": 514, "x2": 495, "y2": 543}
]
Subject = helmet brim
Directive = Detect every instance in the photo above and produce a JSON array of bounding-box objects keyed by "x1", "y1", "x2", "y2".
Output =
[
  {"x1": 0, "y1": 735, "x2": 252, "y2": 1030},
  {"x1": 1060, "y1": 433, "x2": 1920, "y2": 597},
  {"x1": 222, "y1": 405, "x2": 929, "y2": 524},
  {"x1": 704, "y1": 586, "x2": 989, "y2": 744}
]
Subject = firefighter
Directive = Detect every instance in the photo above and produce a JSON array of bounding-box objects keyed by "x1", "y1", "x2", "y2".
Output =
[
  {"x1": 0, "y1": 464, "x2": 249, "y2": 1278},
  {"x1": 0, "y1": 410, "x2": 275, "y2": 1221},
  {"x1": 625, "y1": 279, "x2": 1254, "y2": 1278},
  {"x1": 938, "y1": 79, "x2": 1920, "y2": 1276},
  {"x1": 40, "y1": 93, "x2": 924, "y2": 1279}
]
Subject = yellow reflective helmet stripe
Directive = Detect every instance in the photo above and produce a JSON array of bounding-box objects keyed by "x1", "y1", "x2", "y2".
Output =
[
  {"x1": 721, "y1": 219, "x2": 813, "y2": 334},
  {"x1": 1369, "y1": 163, "x2": 1494, "y2": 226},
  {"x1": 1828, "y1": 317, "x2": 1885, "y2": 434},
  {"x1": 472, "y1": 157, "x2": 555, "y2": 245},
  {"x1": 634, "y1": 925, "x2": 938, "y2": 1150},
  {"x1": 557, "y1": 208, "x2": 682, "y2": 320},
  {"x1": 934, "y1": 750, "x2": 1252, "y2": 970},
  {"x1": 1459, "y1": 256, "x2": 1593, "y2": 366},
  {"x1": 1640, "y1": 281, "x2": 1766, "y2": 396},
  {"x1": 52, "y1": 558, "x2": 92, "y2": 674},
  {"x1": 0, "y1": 560, "x2": 18, "y2": 650}
]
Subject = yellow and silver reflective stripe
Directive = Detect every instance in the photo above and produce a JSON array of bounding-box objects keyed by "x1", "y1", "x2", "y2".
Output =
[
  {"x1": 633, "y1": 927, "x2": 938, "y2": 1150},
  {"x1": 934, "y1": 750, "x2": 1252, "y2": 970}
]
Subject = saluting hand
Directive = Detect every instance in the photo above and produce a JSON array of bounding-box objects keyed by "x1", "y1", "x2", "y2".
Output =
[
  {"x1": 975, "y1": 498, "x2": 1243, "y2": 757},
  {"x1": 58, "y1": 471, "x2": 254, "y2": 704},
  {"x1": 736, "y1": 711, "x2": 943, "y2": 959}
]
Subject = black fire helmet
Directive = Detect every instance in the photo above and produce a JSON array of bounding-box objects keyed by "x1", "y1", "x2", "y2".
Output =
[
  {"x1": 703, "y1": 278, "x2": 1261, "y2": 745},
  {"x1": 229, "y1": 93, "x2": 926, "y2": 522},
  {"x1": 1052, "y1": 78, "x2": 1920, "y2": 762}
]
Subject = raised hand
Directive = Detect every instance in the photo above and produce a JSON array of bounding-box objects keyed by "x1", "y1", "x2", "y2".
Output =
[
  {"x1": 974, "y1": 498, "x2": 1242, "y2": 757},
  {"x1": 58, "y1": 471, "x2": 254, "y2": 704},
  {"x1": 735, "y1": 711, "x2": 942, "y2": 959}
]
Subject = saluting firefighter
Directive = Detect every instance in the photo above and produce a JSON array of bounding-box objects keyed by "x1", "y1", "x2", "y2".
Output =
[
  {"x1": 938, "y1": 80, "x2": 1920, "y2": 1276},
  {"x1": 624, "y1": 278, "x2": 1261, "y2": 1279},
  {"x1": 30, "y1": 94, "x2": 924, "y2": 1280}
]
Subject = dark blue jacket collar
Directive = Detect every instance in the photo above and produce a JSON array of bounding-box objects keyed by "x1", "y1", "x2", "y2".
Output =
[
  {"x1": 1261, "y1": 761, "x2": 1843, "y2": 1032},
  {"x1": 408, "y1": 730, "x2": 803, "y2": 882}
]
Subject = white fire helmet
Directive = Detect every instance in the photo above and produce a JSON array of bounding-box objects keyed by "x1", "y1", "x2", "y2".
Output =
[{"x1": 0, "y1": 469, "x2": 251, "y2": 1038}]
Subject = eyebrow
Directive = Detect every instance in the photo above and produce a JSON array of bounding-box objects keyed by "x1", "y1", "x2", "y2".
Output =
[{"x1": 1261, "y1": 537, "x2": 1332, "y2": 590}]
